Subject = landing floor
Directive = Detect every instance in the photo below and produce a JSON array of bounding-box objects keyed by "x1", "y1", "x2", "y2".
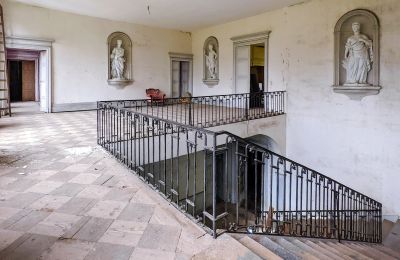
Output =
[{"x1": 0, "y1": 110, "x2": 226, "y2": 259}]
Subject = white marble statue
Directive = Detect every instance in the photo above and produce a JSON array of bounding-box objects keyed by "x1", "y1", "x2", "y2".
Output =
[
  {"x1": 111, "y1": 39, "x2": 126, "y2": 79},
  {"x1": 342, "y1": 22, "x2": 373, "y2": 86},
  {"x1": 205, "y1": 44, "x2": 217, "y2": 79}
]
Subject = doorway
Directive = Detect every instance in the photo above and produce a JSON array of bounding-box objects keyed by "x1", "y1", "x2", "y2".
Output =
[
  {"x1": 171, "y1": 60, "x2": 190, "y2": 98},
  {"x1": 9, "y1": 60, "x2": 36, "y2": 102},
  {"x1": 232, "y1": 31, "x2": 269, "y2": 96},
  {"x1": 7, "y1": 48, "x2": 41, "y2": 115},
  {"x1": 6, "y1": 37, "x2": 53, "y2": 113},
  {"x1": 169, "y1": 52, "x2": 193, "y2": 98}
]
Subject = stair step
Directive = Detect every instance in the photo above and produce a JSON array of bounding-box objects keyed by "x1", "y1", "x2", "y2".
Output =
[
  {"x1": 325, "y1": 241, "x2": 372, "y2": 260},
  {"x1": 383, "y1": 219, "x2": 396, "y2": 240},
  {"x1": 270, "y1": 237, "x2": 319, "y2": 260},
  {"x1": 373, "y1": 244, "x2": 400, "y2": 258},
  {"x1": 237, "y1": 236, "x2": 282, "y2": 260},
  {"x1": 383, "y1": 220, "x2": 400, "y2": 252},
  {"x1": 348, "y1": 242, "x2": 396, "y2": 260},
  {"x1": 304, "y1": 240, "x2": 344, "y2": 260},
  {"x1": 249, "y1": 235, "x2": 301, "y2": 260},
  {"x1": 315, "y1": 241, "x2": 354, "y2": 260},
  {"x1": 290, "y1": 239, "x2": 335, "y2": 260},
  {"x1": 192, "y1": 234, "x2": 262, "y2": 260}
]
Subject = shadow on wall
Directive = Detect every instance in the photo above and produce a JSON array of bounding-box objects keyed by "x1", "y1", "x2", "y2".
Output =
[{"x1": 245, "y1": 134, "x2": 281, "y2": 154}]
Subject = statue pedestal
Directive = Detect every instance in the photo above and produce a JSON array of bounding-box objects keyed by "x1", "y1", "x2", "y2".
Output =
[
  {"x1": 333, "y1": 85, "x2": 382, "y2": 100},
  {"x1": 203, "y1": 78, "x2": 219, "y2": 87},
  {"x1": 108, "y1": 78, "x2": 133, "y2": 87}
]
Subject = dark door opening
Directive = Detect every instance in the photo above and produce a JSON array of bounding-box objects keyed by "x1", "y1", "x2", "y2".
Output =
[
  {"x1": 9, "y1": 60, "x2": 22, "y2": 102},
  {"x1": 9, "y1": 60, "x2": 36, "y2": 102},
  {"x1": 250, "y1": 44, "x2": 265, "y2": 108}
]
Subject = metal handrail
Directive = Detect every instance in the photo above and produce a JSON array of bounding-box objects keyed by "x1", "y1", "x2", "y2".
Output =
[{"x1": 97, "y1": 91, "x2": 382, "y2": 243}]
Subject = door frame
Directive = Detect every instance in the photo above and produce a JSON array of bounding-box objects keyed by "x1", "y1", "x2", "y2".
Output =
[
  {"x1": 168, "y1": 52, "x2": 193, "y2": 98},
  {"x1": 7, "y1": 49, "x2": 40, "y2": 102},
  {"x1": 231, "y1": 31, "x2": 270, "y2": 94},
  {"x1": 6, "y1": 36, "x2": 54, "y2": 112}
]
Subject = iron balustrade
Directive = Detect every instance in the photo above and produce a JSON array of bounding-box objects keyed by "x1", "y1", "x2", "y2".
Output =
[
  {"x1": 99, "y1": 91, "x2": 285, "y2": 129},
  {"x1": 97, "y1": 91, "x2": 382, "y2": 243}
]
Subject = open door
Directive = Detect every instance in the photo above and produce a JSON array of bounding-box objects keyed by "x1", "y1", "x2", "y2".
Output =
[
  {"x1": 39, "y1": 51, "x2": 48, "y2": 112},
  {"x1": 234, "y1": 45, "x2": 250, "y2": 95}
]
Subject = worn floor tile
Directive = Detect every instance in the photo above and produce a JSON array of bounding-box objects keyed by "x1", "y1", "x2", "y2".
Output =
[
  {"x1": 25, "y1": 170, "x2": 58, "y2": 180},
  {"x1": 0, "y1": 207, "x2": 21, "y2": 220},
  {"x1": 99, "y1": 220, "x2": 147, "y2": 247},
  {"x1": 29, "y1": 195, "x2": 71, "y2": 211},
  {"x1": 69, "y1": 173, "x2": 100, "y2": 185},
  {"x1": 0, "y1": 192, "x2": 44, "y2": 209},
  {"x1": 25, "y1": 180, "x2": 64, "y2": 194},
  {"x1": 56, "y1": 197, "x2": 97, "y2": 216},
  {"x1": 103, "y1": 187, "x2": 137, "y2": 202},
  {"x1": 4, "y1": 178, "x2": 39, "y2": 192},
  {"x1": 39, "y1": 239, "x2": 94, "y2": 260},
  {"x1": 0, "y1": 177, "x2": 18, "y2": 188},
  {"x1": 85, "y1": 200, "x2": 127, "y2": 219},
  {"x1": 76, "y1": 185, "x2": 111, "y2": 199},
  {"x1": 0, "y1": 229, "x2": 23, "y2": 251},
  {"x1": 29, "y1": 212, "x2": 81, "y2": 237},
  {"x1": 137, "y1": 224, "x2": 181, "y2": 252},
  {"x1": 0, "y1": 234, "x2": 58, "y2": 260},
  {"x1": 85, "y1": 242, "x2": 134, "y2": 260},
  {"x1": 0, "y1": 189, "x2": 19, "y2": 201},
  {"x1": 73, "y1": 217, "x2": 113, "y2": 242},
  {"x1": 129, "y1": 247, "x2": 175, "y2": 260},
  {"x1": 50, "y1": 183, "x2": 86, "y2": 197},
  {"x1": 117, "y1": 203, "x2": 155, "y2": 223},
  {"x1": 7, "y1": 210, "x2": 51, "y2": 232},
  {"x1": 63, "y1": 163, "x2": 92, "y2": 173},
  {"x1": 47, "y1": 171, "x2": 80, "y2": 182}
]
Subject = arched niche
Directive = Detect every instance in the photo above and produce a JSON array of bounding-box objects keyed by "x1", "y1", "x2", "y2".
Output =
[
  {"x1": 107, "y1": 32, "x2": 133, "y2": 87},
  {"x1": 203, "y1": 36, "x2": 219, "y2": 86},
  {"x1": 333, "y1": 9, "x2": 381, "y2": 100}
]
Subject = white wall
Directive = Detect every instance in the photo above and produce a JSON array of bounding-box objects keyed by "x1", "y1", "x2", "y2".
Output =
[
  {"x1": 1, "y1": 1, "x2": 192, "y2": 108},
  {"x1": 191, "y1": 0, "x2": 400, "y2": 216}
]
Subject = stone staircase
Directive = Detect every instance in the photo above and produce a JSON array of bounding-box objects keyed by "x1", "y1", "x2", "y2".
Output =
[
  {"x1": 230, "y1": 233, "x2": 400, "y2": 260},
  {"x1": 193, "y1": 220, "x2": 400, "y2": 259}
]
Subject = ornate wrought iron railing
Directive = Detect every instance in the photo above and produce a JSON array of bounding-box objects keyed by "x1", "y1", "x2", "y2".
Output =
[
  {"x1": 99, "y1": 91, "x2": 285, "y2": 128},
  {"x1": 97, "y1": 91, "x2": 382, "y2": 243}
]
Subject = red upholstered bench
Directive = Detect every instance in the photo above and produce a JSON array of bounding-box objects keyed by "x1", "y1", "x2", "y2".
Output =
[{"x1": 146, "y1": 88, "x2": 166, "y2": 105}]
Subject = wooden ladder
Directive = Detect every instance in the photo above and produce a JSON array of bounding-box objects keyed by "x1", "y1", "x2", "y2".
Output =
[{"x1": 0, "y1": 4, "x2": 10, "y2": 117}]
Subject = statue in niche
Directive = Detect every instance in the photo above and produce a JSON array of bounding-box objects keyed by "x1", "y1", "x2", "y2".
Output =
[
  {"x1": 205, "y1": 44, "x2": 218, "y2": 79},
  {"x1": 342, "y1": 22, "x2": 373, "y2": 86},
  {"x1": 110, "y1": 39, "x2": 126, "y2": 79}
]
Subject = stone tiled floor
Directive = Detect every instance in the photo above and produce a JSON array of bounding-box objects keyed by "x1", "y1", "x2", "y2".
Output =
[{"x1": 0, "y1": 109, "x2": 219, "y2": 260}]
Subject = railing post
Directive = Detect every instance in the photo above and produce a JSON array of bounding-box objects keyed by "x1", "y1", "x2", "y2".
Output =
[
  {"x1": 245, "y1": 94, "x2": 249, "y2": 121},
  {"x1": 212, "y1": 134, "x2": 217, "y2": 238},
  {"x1": 189, "y1": 101, "x2": 193, "y2": 126},
  {"x1": 334, "y1": 190, "x2": 341, "y2": 242}
]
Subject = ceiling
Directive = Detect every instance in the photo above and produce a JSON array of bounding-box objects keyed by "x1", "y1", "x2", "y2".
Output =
[{"x1": 10, "y1": 0, "x2": 306, "y2": 31}]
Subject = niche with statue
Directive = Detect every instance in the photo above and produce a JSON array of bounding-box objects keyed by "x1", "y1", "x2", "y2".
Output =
[
  {"x1": 203, "y1": 36, "x2": 219, "y2": 86},
  {"x1": 107, "y1": 32, "x2": 133, "y2": 87},
  {"x1": 333, "y1": 9, "x2": 381, "y2": 100}
]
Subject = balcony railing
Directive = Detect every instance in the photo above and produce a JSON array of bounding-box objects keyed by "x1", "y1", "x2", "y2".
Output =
[
  {"x1": 99, "y1": 91, "x2": 285, "y2": 129},
  {"x1": 97, "y1": 91, "x2": 382, "y2": 243}
]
